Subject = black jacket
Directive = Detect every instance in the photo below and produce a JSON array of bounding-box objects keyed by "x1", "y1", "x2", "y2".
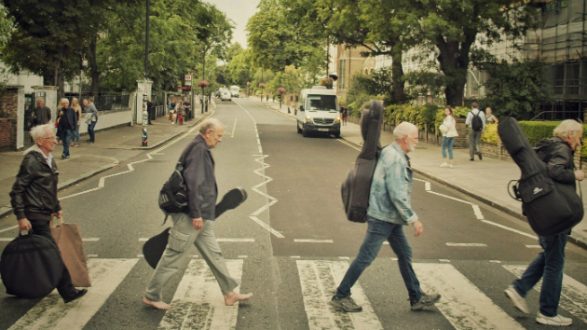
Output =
[
  {"x1": 57, "y1": 107, "x2": 76, "y2": 131},
  {"x1": 10, "y1": 147, "x2": 61, "y2": 221},
  {"x1": 33, "y1": 106, "x2": 52, "y2": 126},
  {"x1": 182, "y1": 134, "x2": 218, "y2": 220},
  {"x1": 535, "y1": 137, "x2": 576, "y2": 187}
]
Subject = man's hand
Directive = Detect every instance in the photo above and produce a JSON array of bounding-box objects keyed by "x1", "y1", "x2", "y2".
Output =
[
  {"x1": 575, "y1": 170, "x2": 585, "y2": 181},
  {"x1": 411, "y1": 220, "x2": 423, "y2": 237},
  {"x1": 192, "y1": 217, "x2": 204, "y2": 231},
  {"x1": 17, "y1": 218, "x2": 32, "y2": 232}
]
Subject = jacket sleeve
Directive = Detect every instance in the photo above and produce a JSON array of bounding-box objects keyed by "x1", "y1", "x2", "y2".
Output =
[
  {"x1": 9, "y1": 155, "x2": 37, "y2": 219},
  {"x1": 546, "y1": 147, "x2": 575, "y2": 184},
  {"x1": 183, "y1": 145, "x2": 207, "y2": 219},
  {"x1": 383, "y1": 154, "x2": 418, "y2": 224}
]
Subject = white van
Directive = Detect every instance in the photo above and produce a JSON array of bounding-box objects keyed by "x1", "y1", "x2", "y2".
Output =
[
  {"x1": 296, "y1": 86, "x2": 341, "y2": 137},
  {"x1": 229, "y1": 85, "x2": 240, "y2": 98}
]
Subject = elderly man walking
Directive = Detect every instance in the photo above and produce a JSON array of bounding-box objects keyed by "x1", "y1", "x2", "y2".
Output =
[
  {"x1": 330, "y1": 122, "x2": 440, "y2": 313},
  {"x1": 9, "y1": 123, "x2": 87, "y2": 303},
  {"x1": 56, "y1": 98, "x2": 76, "y2": 159},
  {"x1": 143, "y1": 118, "x2": 252, "y2": 310},
  {"x1": 504, "y1": 120, "x2": 584, "y2": 327}
]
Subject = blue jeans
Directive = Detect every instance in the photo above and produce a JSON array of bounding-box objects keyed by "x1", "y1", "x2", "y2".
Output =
[
  {"x1": 441, "y1": 137, "x2": 455, "y2": 159},
  {"x1": 87, "y1": 121, "x2": 97, "y2": 142},
  {"x1": 513, "y1": 232, "x2": 568, "y2": 317},
  {"x1": 335, "y1": 218, "x2": 422, "y2": 304},
  {"x1": 61, "y1": 129, "x2": 73, "y2": 157}
]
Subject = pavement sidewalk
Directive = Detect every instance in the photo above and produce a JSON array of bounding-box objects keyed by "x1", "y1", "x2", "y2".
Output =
[
  {"x1": 263, "y1": 99, "x2": 587, "y2": 249},
  {"x1": 0, "y1": 112, "x2": 213, "y2": 219}
]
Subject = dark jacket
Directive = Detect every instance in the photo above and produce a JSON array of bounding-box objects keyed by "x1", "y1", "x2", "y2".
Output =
[
  {"x1": 10, "y1": 146, "x2": 61, "y2": 221},
  {"x1": 33, "y1": 106, "x2": 52, "y2": 126},
  {"x1": 57, "y1": 107, "x2": 76, "y2": 132},
  {"x1": 535, "y1": 137, "x2": 576, "y2": 187},
  {"x1": 182, "y1": 134, "x2": 218, "y2": 220}
]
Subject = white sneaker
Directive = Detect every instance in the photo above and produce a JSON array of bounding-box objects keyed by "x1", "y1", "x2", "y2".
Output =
[
  {"x1": 504, "y1": 285, "x2": 529, "y2": 314},
  {"x1": 448, "y1": 163, "x2": 454, "y2": 168},
  {"x1": 440, "y1": 162, "x2": 448, "y2": 168},
  {"x1": 536, "y1": 312, "x2": 572, "y2": 326}
]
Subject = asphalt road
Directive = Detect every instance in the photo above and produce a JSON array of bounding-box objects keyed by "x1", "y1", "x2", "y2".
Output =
[{"x1": 0, "y1": 98, "x2": 586, "y2": 330}]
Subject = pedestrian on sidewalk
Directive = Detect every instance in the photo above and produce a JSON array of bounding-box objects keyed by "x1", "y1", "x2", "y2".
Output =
[
  {"x1": 440, "y1": 106, "x2": 458, "y2": 168},
  {"x1": 330, "y1": 122, "x2": 441, "y2": 313},
  {"x1": 71, "y1": 97, "x2": 82, "y2": 147},
  {"x1": 56, "y1": 98, "x2": 76, "y2": 159},
  {"x1": 341, "y1": 106, "x2": 349, "y2": 126},
  {"x1": 465, "y1": 101, "x2": 486, "y2": 161},
  {"x1": 32, "y1": 98, "x2": 52, "y2": 127},
  {"x1": 485, "y1": 107, "x2": 498, "y2": 124},
  {"x1": 143, "y1": 118, "x2": 252, "y2": 311},
  {"x1": 504, "y1": 120, "x2": 584, "y2": 327},
  {"x1": 83, "y1": 98, "x2": 98, "y2": 143},
  {"x1": 9, "y1": 123, "x2": 88, "y2": 303}
]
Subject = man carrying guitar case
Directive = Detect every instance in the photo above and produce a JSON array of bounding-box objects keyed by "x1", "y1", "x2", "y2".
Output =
[{"x1": 499, "y1": 118, "x2": 583, "y2": 326}]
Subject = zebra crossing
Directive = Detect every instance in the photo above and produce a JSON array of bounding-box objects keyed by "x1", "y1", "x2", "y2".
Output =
[{"x1": 1, "y1": 257, "x2": 586, "y2": 330}]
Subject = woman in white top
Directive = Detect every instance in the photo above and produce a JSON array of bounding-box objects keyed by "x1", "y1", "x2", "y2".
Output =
[{"x1": 440, "y1": 106, "x2": 459, "y2": 167}]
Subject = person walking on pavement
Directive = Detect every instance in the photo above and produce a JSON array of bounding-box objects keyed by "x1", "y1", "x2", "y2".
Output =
[
  {"x1": 83, "y1": 98, "x2": 98, "y2": 143},
  {"x1": 56, "y1": 98, "x2": 76, "y2": 159},
  {"x1": 504, "y1": 120, "x2": 584, "y2": 327},
  {"x1": 330, "y1": 122, "x2": 441, "y2": 313},
  {"x1": 32, "y1": 97, "x2": 52, "y2": 127},
  {"x1": 439, "y1": 106, "x2": 458, "y2": 168},
  {"x1": 9, "y1": 123, "x2": 88, "y2": 303},
  {"x1": 465, "y1": 101, "x2": 486, "y2": 161},
  {"x1": 70, "y1": 97, "x2": 82, "y2": 147},
  {"x1": 143, "y1": 118, "x2": 253, "y2": 310}
]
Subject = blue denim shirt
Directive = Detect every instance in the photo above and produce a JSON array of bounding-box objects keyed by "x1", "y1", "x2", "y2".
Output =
[{"x1": 367, "y1": 143, "x2": 418, "y2": 225}]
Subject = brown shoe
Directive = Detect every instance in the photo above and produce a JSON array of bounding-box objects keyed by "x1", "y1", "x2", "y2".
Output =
[
  {"x1": 143, "y1": 297, "x2": 171, "y2": 310},
  {"x1": 224, "y1": 292, "x2": 253, "y2": 306}
]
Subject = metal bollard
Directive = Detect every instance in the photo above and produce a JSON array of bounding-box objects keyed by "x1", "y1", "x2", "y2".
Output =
[{"x1": 142, "y1": 127, "x2": 148, "y2": 146}]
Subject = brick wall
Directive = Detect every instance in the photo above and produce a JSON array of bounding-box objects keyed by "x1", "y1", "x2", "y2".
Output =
[{"x1": 0, "y1": 88, "x2": 19, "y2": 150}]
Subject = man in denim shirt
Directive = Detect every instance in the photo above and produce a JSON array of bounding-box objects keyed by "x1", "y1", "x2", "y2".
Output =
[{"x1": 330, "y1": 122, "x2": 441, "y2": 312}]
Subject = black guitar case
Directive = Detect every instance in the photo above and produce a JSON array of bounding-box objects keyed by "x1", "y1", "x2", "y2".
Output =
[
  {"x1": 1, "y1": 233, "x2": 65, "y2": 298},
  {"x1": 341, "y1": 101, "x2": 383, "y2": 223},
  {"x1": 498, "y1": 117, "x2": 583, "y2": 235},
  {"x1": 143, "y1": 188, "x2": 247, "y2": 268}
]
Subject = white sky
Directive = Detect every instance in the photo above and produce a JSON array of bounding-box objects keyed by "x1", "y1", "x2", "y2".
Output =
[{"x1": 206, "y1": 0, "x2": 260, "y2": 48}]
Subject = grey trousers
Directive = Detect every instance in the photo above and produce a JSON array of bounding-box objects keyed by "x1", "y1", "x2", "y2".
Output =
[
  {"x1": 468, "y1": 129, "x2": 482, "y2": 159},
  {"x1": 145, "y1": 213, "x2": 238, "y2": 301}
]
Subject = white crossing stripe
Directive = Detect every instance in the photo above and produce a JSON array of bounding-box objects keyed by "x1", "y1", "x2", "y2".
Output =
[
  {"x1": 9, "y1": 258, "x2": 138, "y2": 330},
  {"x1": 296, "y1": 260, "x2": 383, "y2": 330},
  {"x1": 503, "y1": 265, "x2": 587, "y2": 324},
  {"x1": 446, "y1": 242, "x2": 487, "y2": 247},
  {"x1": 414, "y1": 263, "x2": 524, "y2": 330},
  {"x1": 158, "y1": 259, "x2": 244, "y2": 330}
]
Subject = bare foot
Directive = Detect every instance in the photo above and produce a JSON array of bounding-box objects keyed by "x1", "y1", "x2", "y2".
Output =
[
  {"x1": 143, "y1": 297, "x2": 171, "y2": 310},
  {"x1": 224, "y1": 292, "x2": 253, "y2": 306}
]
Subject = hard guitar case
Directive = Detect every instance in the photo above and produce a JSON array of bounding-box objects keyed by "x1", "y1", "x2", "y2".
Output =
[
  {"x1": 341, "y1": 101, "x2": 383, "y2": 223},
  {"x1": 498, "y1": 116, "x2": 583, "y2": 235}
]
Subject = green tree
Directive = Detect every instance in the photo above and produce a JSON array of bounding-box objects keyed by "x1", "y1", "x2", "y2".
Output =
[
  {"x1": 413, "y1": 0, "x2": 536, "y2": 106},
  {"x1": 480, "y1": 59, "x2": 550, "y2": 119}
]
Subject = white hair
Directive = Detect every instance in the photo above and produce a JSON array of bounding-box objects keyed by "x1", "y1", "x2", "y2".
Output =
[
  {"x1": 553, "y1": 119, "x2": 583, "y2": 139},
  {"x1": 199, "y1": 118, "x2": 224, "y2": 134},
  {"x1": 393, "y1": 121, "x2": 418, "y2": 140},
  {"x1": 30, "y1": 123, "x2": 54, "y2": 141}
]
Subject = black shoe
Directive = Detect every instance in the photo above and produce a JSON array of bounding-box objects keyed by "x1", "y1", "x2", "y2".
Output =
[
  {"x1": 469, "y1": 158, "x2": 474, "y2": 161},
  {"x1": 63, "y1": 289, "x2": 87, "y2": 303},
  {"x1": 329, "y1": 295, "x2": 363, "y2": 313},
  {"x1": 478, "y1": 152, "x2": 483, "y2": 160}
]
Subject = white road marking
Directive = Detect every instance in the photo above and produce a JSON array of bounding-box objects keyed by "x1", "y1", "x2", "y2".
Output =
[
  {"x1": 216, "y1": 238, "x2": 255, "y2": 243},
  {"x1": 489, "y1": 260, "x2": 502, "y2": 264},
  {"x1": 138, "y1": 237, "x2": 148, "y2": 242},
  {"x1": 525, "y1": 244, "x2": 541, "y2": 249},
  {"x1": 290, "y1": 256, "x2": 301, "y2": 259},
  {"x1": 481, "y1": 220, "x2": 536, "y2": 240},
  {"x1": 9, "y1": 258, "x2": 138, "y2": 330},
  {"x1": 472, "y1": 205, "x2": 484, "y2": 220},
  {"x1": 86, "y1": 254, "x2": 98, "y2": 258},
  {"x1": 294, "y1": 239, "x2": 334, "y2": 244},
  {"x1": 237, "y1": 255, "x2": 248, "y2": 259},
  {"x1": 336, "y1": 139, "x2": 361, "y2": 151},
  {"x1": 439, "y1": 259, "x2": 451, "y2": 263},
  {"x1": 415, "y1": 263, "x2": 524, "y2": 330},
  {"x1": 504, "y1": 265, "x2": 587, "y2": 324},
  {"x1": 338, "y1": 256, "x2": 350, "y2": 260},
  {"x1": 296, "y1": 260, "x2": 383, "y2": 330},
  {"x1": 249, "y1": 154, "x2": 284, "y2": 238},
  {"x1": 0, "y1": 237, "x2": 100, "y2": 242},
  {"x1": 0, "y1": 225, "x2": 17, "y2": 233},
  {"x1": 446, "y1": 242, "x2": 488, "y2": 247},
  {"x1": 231, "y1": 117, "x2": 237, "y2": 138},
  {"x1": 158, "y1": 259, "x2": 244, "y2": 330}
]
